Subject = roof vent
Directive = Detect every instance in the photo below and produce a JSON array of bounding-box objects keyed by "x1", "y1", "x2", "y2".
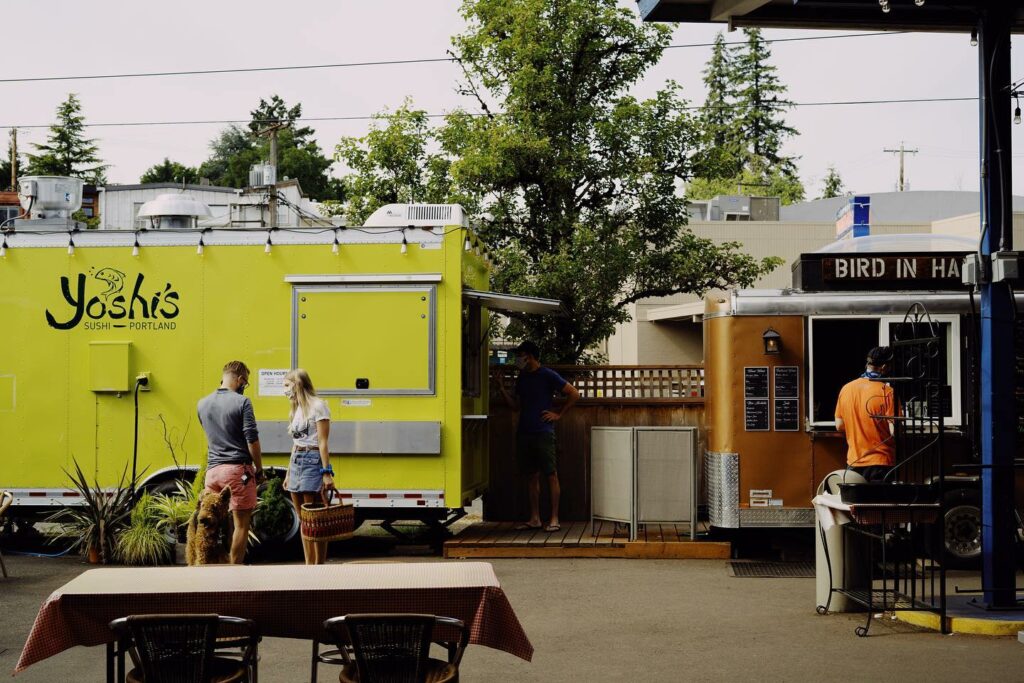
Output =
[{"x1": 137, "y1": 193, "x2": 212, "y2": 230}]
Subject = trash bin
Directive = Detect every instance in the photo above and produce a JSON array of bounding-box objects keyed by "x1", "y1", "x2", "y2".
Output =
[{"x1": 815, "y1": 469, "x2": 869, "y2": 613}]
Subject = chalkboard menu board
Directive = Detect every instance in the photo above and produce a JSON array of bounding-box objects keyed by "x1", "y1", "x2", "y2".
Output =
[
  {"x1": 744, "y1": 367, "x2": 769, "y2": 398},
  {"x1": 774, "y1": 398, "x2": 800, "y2": 431},
  {"x1": 774, "y1": 366, "x2": 799, "y2": 399},
  {"x1": 745, "y1": 399, "x2": 770, "y2": 431}
]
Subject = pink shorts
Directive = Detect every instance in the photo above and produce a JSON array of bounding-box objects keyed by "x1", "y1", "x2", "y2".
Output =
[{"x1": 204, "y1": 463, "x2": 258, "y2": 511}]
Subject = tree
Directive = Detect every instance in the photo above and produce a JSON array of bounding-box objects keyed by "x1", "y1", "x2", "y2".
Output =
[
  {"x1": 696, "y1": 33, "x2": 742, "y2": 179},
  {"x1": 139, "y1": 158, "x2": 197, "y2": 184},
  {"x1": 434, "y1": 0, "x2": 780, "y2": 362},
  {"x1": 335, "y1": 101, "x2": 471, "y2": 226},
  {"x1": 196, "y1": 95, "x2": 341, "y2": 200},
  {"x1": 820, "y1": 165, "x2": 845, "y2": 199},
  {"x1": 687, "y1": 156, "x2": 806, "y2": 206},
  {"x1": 730, "y1": 29, "x2": 798, "y2": 177},
  {"x1": 25, "y1": 94, "x2": 107, "y2": 184}
]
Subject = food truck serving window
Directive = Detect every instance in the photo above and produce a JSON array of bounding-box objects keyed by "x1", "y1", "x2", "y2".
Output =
[
  {"x1": 292, "y1": 285, "x2": 436, "y2": 395},
  {"x1": 808, "y1": 315, "x2": 962, "y2": 427}
]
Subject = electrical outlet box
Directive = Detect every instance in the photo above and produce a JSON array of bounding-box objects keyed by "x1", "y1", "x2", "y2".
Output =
[
  {"x1": 962, "y1": 253, "x2": 981, "y2": 286},
  {"x1": 136, "y1": 372, "x2": 152, "y2": 391},
  {"x1": 90, "y1": 341, "x2": 131, "y2": 393},
  {"x1": 992, "y1": 251, "x2": 1020, "y2": 283}
]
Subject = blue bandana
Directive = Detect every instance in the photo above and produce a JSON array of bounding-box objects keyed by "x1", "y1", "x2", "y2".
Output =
[{"x1": 861, "y1": 370, "x2": 883, "y2": 379}]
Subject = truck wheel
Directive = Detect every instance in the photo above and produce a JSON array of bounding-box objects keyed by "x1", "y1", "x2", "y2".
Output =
[
  {"x1": 941, "y1": 489, "x2": 982, "y2": 569},
  {"x1": 146, "y1": 472, "x2": 196, "y2": 498}
]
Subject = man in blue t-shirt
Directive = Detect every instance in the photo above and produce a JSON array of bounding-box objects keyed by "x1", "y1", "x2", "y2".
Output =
[{"x1": 494, "y1": 340, "x2": 580, "y2": 532}]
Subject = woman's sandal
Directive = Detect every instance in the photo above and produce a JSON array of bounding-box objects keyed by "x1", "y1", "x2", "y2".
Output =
[{"x1": 514, "y1": 522, "x2": 543, "y2": 531}]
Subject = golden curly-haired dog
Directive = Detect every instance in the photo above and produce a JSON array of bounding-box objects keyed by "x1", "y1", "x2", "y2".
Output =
[{"x1": 186, "y1": 488, "x2": 231, "y2": 566}]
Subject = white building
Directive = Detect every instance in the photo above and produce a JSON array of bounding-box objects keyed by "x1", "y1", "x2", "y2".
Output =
[
  {"x1": 605, "y1": 191, "x2": 1024, "y2": 365},
  {"x1": 98, "y1": 179, "x2": 338, "y2": 230}
]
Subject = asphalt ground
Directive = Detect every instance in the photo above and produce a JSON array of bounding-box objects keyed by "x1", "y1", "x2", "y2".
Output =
[{"x1": 2, "y1": 550, "x2": 1022, "y2": 682}]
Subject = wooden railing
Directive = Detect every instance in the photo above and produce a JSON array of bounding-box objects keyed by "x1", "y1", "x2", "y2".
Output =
[{"x1": 493, "y1": 364, "x2": 704, "y2": 403}]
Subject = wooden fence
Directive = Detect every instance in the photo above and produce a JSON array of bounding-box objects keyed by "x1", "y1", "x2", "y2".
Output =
[{"x1": 484, "y1": 365, "x2": 706, "y2": 522}]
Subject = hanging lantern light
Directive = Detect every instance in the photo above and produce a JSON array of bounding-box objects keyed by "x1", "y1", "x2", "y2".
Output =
[{"x1": 763, "y1": 328, "x2": 782, "y2": 355}]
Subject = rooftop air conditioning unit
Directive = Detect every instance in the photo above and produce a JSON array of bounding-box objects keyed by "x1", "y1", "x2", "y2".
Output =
[{"x1": 363, "y1": 203, "x2": 468, "y2": 228}]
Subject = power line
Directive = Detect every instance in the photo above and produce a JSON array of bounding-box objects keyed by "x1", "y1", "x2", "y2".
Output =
[
  {"x1": 0, "y1": 31, "x2": 905, "y2": 85},
  {"x1": 0, "y1": 96, "x2": 979, "y2": 131}
]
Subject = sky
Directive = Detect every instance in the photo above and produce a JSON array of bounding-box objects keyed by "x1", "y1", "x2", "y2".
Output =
[{"x1": 5, "y1": 0, "x2": 1024, "y2": 198}]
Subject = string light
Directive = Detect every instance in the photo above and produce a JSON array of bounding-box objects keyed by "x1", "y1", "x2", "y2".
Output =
[
  {"x1": 971, "y1": 29, "x2": 978, "y2": 47},
  {"x1": 264, "y1": 230, "x2": 273, "y2": 254},
  {"x1": 67, "y1": 232, "x2": 75, "y2": 256},
  {"x1": 331, "y1": 229, "x2": 340, "y2": 254},
  {"x1": 0, "y1": 234, "x2": 6, "y2": 258},
  {"x1": 464, "y1": 235, "x2": 472, "y2": 251},
  {"x1": 400, "y1": 231, "x2": 408, "y2": 255},
  {"x1": 131, "y1": 231, "x2": 140, "y2": 257},
  {"x1": 197, "y1": 232, "x2": 205, "y2": 255},
  {"x1": 915, "y1": 0, "x2": 924, "y2": 6},
  {"x1": 1015, "y1": 104, "x2": 1022, "y2": 125}
]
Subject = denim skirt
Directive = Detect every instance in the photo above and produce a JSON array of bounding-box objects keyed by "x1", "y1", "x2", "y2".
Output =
[{"x1": 287, "y1": 448, "x2": 323, "y2": 493}]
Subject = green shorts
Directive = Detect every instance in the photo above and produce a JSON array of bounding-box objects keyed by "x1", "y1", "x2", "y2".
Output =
[{"x1": 516, "y1": 432, "x2": 557, "y2": 475}]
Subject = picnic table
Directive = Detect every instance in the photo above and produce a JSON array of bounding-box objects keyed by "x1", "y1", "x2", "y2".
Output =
[{"x1": 15, "y1": 561, "x2": 533, "y2": 677}]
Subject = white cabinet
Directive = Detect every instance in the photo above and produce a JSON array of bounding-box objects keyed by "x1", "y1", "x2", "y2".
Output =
[{"x1": 591, "y1": 426, "x2": 697, "y2": 541}]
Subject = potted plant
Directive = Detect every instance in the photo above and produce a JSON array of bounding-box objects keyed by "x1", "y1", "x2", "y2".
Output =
[
  {"x1": 47, "y1": 460, "x2": 133, "y2": 564},
  {"x1": 151, "y1": 480, "x2": 198, "y2": 564},
  {"x1": 116, "y1": 492, "x2": 172, "y2": 566},
  {"x1": 251, "y1": 477, "x2": 299, "y2": 560}
]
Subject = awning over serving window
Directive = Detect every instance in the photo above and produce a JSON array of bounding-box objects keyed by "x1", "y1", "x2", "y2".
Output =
[{"x1": 463, "y1": 289, "x2": 564, "y2": 316}]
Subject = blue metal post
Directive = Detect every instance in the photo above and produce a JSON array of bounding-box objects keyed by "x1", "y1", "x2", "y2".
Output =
[{"x1": 977, "y1": 5, "x2": 1017, "y2": 609}]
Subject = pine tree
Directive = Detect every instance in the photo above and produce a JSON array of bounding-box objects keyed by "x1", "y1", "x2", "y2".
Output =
[
  {"x1": 730, "y1": 29, "x2": 797, "y2": 177},
  {"x1": 25, "y1": 94, "x2": 107, "y2": 184},
  {"x1": 820, "y1": 165, "x2": 845, "y2": 199},
  {"x1": 697, "y1": 32, "x2": 742, "y2": 179}
]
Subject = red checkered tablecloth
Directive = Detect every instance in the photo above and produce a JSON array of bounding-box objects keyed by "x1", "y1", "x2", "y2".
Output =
[{"x1": 14, "y1": 562, "x2": 533, "y2": 674}]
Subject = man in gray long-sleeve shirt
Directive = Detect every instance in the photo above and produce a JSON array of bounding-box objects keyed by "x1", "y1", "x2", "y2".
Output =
[{"x1": 197, "y1": 360, "x2": 264, "y2": 564}]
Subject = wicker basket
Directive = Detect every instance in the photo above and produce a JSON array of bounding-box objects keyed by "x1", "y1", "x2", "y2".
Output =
[{"x1": 300, "y1": 493, "x2": 355, "y2": 542}]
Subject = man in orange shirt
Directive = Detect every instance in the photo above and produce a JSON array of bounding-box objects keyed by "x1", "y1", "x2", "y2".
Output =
[{"x1": 835, "y1": 346, "x2": 896, "y2": 482}]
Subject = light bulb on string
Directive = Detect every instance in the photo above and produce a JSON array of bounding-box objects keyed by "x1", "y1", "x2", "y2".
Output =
[
  {"x1": 400, "y1": 231, "x2": 408, "y2": 255},
  {"x1": 881, "y1": 3, "x2": 890, "y2": 13},
  {"x1": 264, "y1": 230, "x2": 273, "y2": 254},
  {"x1": 132, "y1": 232, "x2": 140, "y2": 257},
  {"x1": 464, "y1": 236, "x2": 472, "y2": 251},
  {"x1": 971, "y1": 29, "x2": 978, "y2": 47},
  {"x1": 915, "y1": 0, "x2": 924, "y2": 6},
  {"x1": 197, "y1": 233, "x2": 205, "y2": 255},
  {"x1": 1015, "y1": 105, "x2": 1022, "y2": 125},
  {"x1": 0, "y1": 235, "x2": 7, "y2": 258},
  {"x1": 332, "y1": 230, "x2": 340, "y2": 254},
  {"x1": 67, "y1": 233, "x2": 75, "y2": 256}
]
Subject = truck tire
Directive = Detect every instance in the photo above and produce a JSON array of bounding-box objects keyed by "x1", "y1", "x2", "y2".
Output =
[
  {"x1": 145, "y1": 472, "x2": 197, "y2": 498},
  {"x1": 940, "y1": 488, "x2": 982, "y2": 569}
]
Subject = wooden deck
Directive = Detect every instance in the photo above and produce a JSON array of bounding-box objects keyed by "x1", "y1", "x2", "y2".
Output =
[{"x1": 443, "y1": 521, "x2": 731, "y2": 559}]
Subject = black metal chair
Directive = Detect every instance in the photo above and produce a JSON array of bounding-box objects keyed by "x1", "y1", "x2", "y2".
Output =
[
  {"x1": 321, "y1": 614, "x2": 469, "y2": 683},
  {"x1": 109, "y1": 614, "x2": 260, "y2": 683}
]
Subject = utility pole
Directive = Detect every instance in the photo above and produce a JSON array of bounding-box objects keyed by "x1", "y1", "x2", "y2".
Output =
[
  {"x1": 8, "y1": 128, "x2": 17, "y2": 191},
  {"x1": 254, "y1": 122, "x2": 286, "y2": 228},
  {"x1": 883, "y1": 141, "x2": 919, "y2": 192}
]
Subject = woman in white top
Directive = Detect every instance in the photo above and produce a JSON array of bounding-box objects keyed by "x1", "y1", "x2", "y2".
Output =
[{"x1": 281, "y1": 368, "x2": 334, "y2": 565}]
